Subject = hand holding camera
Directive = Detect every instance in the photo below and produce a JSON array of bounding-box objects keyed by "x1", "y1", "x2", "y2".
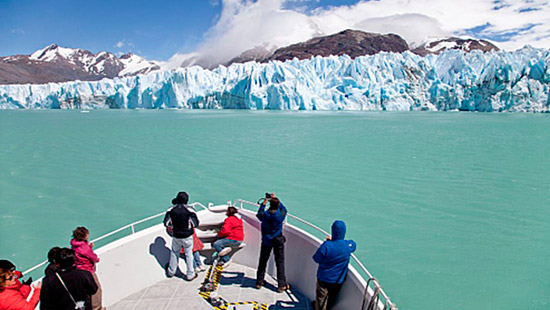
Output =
[{"x1": 258, "y1": 192, "x2": 276, "y2": 205}]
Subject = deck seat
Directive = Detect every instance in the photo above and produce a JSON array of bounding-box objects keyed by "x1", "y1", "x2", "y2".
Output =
[{"x1": 195, "y1": 229, "x2": 218, "y2": 239}]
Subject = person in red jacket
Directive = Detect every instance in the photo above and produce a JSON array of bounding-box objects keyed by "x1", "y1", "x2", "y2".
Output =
[
  {"x1": 213, "y1": 206, "x2": 244, "y2": 267},
  {"x1": 0, "y1": 260, "x2": 41, "y2": 310}
]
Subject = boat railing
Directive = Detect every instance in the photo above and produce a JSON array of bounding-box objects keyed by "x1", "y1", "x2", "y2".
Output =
[
  {"x1": 22, "y1": 199, "x2": 396, "y2": 309},
  {"x1": 235, "y1": 198, "x2": 397, "y2": 310},
  {"x1": 22, "y1": 202, "x2": 211, "y2": 278}
]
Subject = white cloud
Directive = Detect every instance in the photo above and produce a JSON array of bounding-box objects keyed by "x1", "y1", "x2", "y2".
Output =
[
  {"x1": 115, "y1": 40, "x2": 135, "y2": 50},
  {"x1": 171, "y1": 0, "x2": 550, "y2": 66}
]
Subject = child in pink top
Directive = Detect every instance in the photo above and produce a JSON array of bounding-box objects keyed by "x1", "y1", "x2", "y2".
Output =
[{"x1": 71, "y1": 226, "x2": 103, "y2": 310}]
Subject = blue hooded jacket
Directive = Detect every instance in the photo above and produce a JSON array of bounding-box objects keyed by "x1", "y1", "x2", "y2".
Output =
[
  {"x1": 312, "y1": 220, "x2": 357, "y2": 284},
  {"x1": 256, "y1": 201, "x2": 287, "y2": 246}
]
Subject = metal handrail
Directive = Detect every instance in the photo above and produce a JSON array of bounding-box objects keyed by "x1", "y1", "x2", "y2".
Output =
[
  {"x1": 21, "y1": 199, "x2": 396, "y2": 309},
  {"x1": 236, "y1": 199, "x2": 396, "y2": 309},
  {"x1": 23, "y1": 202, "x2": 216, "y2": 276},
  {"x1": 23, "y1": 211, "x2": 169, "y2": 276}
]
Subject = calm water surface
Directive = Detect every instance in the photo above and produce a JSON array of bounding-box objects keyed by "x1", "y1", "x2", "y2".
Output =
[{"x1": 0, "y1": 110, "x2": 549, "y2": 309}]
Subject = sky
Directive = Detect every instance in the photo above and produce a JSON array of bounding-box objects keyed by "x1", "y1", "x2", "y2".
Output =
[{"x1": 1, "y1": 0, "x2": 549, "y2": 63}]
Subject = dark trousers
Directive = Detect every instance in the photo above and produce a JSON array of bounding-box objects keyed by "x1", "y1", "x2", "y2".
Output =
[
  {"x1": 256, "y1": 235, "x2": 286, "y2": 288},
  {"x1": 315, "y1": 279, "x2": 344, "y2": 310}
]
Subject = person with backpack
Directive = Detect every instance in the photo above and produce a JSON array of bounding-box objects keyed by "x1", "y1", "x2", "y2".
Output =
[
  {"x1": 163, "y1": 191, "x2": 199, "y2": 281},
  {"x1": 312, "y1": 220, "x2": 356, "y2": 310}
]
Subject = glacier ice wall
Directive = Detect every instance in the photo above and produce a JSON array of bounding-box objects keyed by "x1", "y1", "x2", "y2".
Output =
[{"x1": 1, "y1": 47, "x2": 549, "y2": 112}]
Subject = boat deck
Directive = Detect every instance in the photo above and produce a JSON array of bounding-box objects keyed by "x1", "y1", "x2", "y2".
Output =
[{"x1": 109, "y1": 262, "x2": 313, "y2": 310}]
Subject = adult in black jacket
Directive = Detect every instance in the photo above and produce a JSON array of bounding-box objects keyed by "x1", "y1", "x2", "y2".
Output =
[
  {"x1": 40, "y1": 248, "x2": 97, "y2": 310},
  {"x1": 163, "y1": 191, "x2": 199, "y2": 280}
]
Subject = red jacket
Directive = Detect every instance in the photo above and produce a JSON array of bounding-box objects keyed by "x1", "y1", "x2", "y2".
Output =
[
  {"x1": 0, "y1": 284, "x2": 40, "y2": 310},
  {"x1": 71, "y1": 239, "x2": 100, "y2": 273},
  {"x1": 181, "y1": 230, "x2": 204, "y2": 254},
  {"x1": 11, "y1": 272, "x2": 30, "y2": 299},
  {"x1": 218, "y1": 215, "x2": 244, "y2": 241}
]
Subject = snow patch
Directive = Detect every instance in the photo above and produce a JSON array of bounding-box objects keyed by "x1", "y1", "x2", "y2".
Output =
[{"x1": 427, "y1": 41, "x2": 458, "y2": 53}]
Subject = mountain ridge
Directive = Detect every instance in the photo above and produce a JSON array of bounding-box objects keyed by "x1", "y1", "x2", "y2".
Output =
[
  {"x1": 0, "y1": 44, "x2": 159, "y2": 84},
  {"x1": 0, "y1": 30, "x2": 501, "y2": 85}
]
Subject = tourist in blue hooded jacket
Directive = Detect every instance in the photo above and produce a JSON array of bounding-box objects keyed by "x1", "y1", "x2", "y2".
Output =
[
  {"x1": 312, "y1": 220, "x2": 356, "y2": 310},
  {"x1": 255, "y1": 193, "x2": 290, "y2": 293}
]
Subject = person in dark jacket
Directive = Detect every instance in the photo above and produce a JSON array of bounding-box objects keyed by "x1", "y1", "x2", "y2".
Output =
[
  {"x1": 163, "y1": 191, "x2": 199, "y2": 281},
  {"x1": 255, "y1": 193, "x2": 290, "y2": 293},
  {"x1": 44, "y1": 247, "x2": 60, "y2": 277},
  {"x1": 40, "y1": 248, "x2": 98, "y2": 310},
  {"x1": 312, "y1": 220, "x2": 356, "y2": 310}
]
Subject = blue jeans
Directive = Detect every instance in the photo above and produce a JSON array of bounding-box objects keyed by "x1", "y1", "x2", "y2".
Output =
[
  {"x1": 168, "y1": 235, "x2": 194, "y2": 279},
  {"x1": 193, "y1": 251, "x2": 202, "y2": 268},
  {"x1": 213, "y1": 238, "x2": 242, "y2": 263}
]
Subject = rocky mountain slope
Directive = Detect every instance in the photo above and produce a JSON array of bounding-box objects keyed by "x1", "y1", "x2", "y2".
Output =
[
  {"x1": 0, "y1": 44, "x2": 159, "y2": 84},
  {"x1": 227, "y1": 29, "x2": 410, "y2": 65}
]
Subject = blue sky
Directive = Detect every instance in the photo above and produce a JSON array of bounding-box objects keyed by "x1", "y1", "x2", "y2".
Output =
[
  {"x1": 1, "y1": 0, "x2": 548, "y2": 61},
  {"x1": 0, "y1": 0, "x2": 221, "y2": 59},
  {"x1": 0, "y1": 0, "x2": 360, "y2": 59}
]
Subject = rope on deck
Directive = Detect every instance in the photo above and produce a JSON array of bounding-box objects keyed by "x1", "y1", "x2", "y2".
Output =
[{"x1": 198, "y1": 264, "x2": 267, "y2": 310}]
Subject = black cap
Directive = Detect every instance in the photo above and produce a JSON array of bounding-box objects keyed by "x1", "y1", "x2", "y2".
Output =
[{"x1": 0, "y1": 259, "x2": 16, "y2": 271}]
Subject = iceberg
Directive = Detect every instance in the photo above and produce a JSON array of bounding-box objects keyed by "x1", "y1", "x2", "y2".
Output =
[{"x1": 1, "y1": 47, "x2": 549, "y2": 112}]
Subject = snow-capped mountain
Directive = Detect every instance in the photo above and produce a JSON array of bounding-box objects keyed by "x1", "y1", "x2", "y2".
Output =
[
  {"x1": 119, "y1": 53, "x2": 160, "y2": 76},
  {"x1": 0, "y1": 44, "x2": 160, "y2": 84},
  {"x1": 1, "y1": 47, "x2": 548, "y2": 112},
  {"x1": 0, "y1": 31, "x2": 504, "y2": 85},
  {"x1": 412, "y1": 37, "x2": 499, "y2": 56}
]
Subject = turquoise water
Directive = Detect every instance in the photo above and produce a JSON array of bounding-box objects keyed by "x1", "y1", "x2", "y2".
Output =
[{"x1": 1, "y1": 110, "x2": 549, "y2": 309}]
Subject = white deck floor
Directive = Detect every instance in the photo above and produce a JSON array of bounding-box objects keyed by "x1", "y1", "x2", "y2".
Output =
[{"x1": 109, "y1": 262, "x2": 312, "y2": 310}]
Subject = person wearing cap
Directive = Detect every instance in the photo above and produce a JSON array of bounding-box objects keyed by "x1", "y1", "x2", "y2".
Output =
[
  {"x1": 0, "y1": 260, "x2": 32, "y2": 297},
  {"x1": 163, "y1": 191, "x2": 199, "y2": 281},
  {"x1": 0, "y1": 259, "x2": 41, "y2": 310},
  {"x1": 312, "y1": 220, "x2": 356, "y2": 310}
]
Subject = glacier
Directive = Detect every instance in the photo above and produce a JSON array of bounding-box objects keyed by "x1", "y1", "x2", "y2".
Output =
[{"x1": 1, "y1": 47, "x2": 549, "y2": 112}]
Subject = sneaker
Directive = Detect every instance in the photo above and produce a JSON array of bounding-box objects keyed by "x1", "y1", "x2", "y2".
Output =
[
  {"x1": 277, "y1": 284, "x2": 290, "y2": 293},
  {"x1": 187, "y1": 273, "x2": 198, "y2": 281},
  {"x1": 199, "y1": 265, "x2": 207, "y2": 272},
  {"x1": 218, "y1": 259, "x2": 231, "y2": 268},
  {"x1": 164, "y1": 263, "x2": 173, "y2": 278},
  {"x1": 194, "y1": 267, "x2": 201, "y2": 274}
]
